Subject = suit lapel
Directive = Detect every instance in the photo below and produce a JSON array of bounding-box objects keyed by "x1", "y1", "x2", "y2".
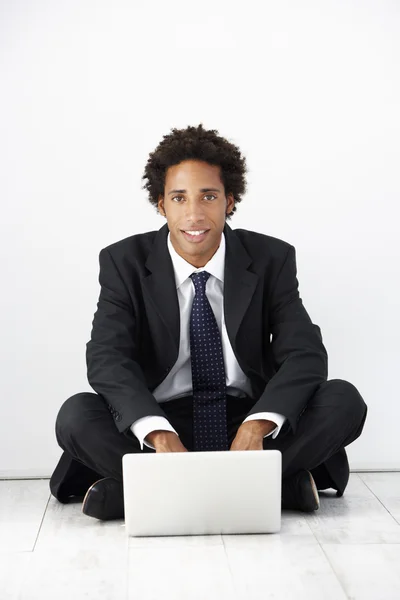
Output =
[
  {"x1": 223, "y1": 224, "x2": 258, "y2": 349},
  {"x1": 142, "y1": 224, "x2": 181, "y2": 357},
  {"x1": 142, "y1": 222, "x2": 258, "y2": 358}
]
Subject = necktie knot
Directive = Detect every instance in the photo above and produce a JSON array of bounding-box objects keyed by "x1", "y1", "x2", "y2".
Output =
[{"x1": 190, "y1": 271, "x2": 211, "y2": 294}]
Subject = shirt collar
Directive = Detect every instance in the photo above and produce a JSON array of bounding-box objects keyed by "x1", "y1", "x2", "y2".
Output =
[{"x1": 167, "y1": 231, "x2": 225, "y2": 289}]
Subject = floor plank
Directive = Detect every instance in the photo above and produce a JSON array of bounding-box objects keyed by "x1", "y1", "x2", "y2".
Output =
[
  {"x1": 34, "y1": 495, "x2": 127, "y2": 550},
  {"x1": 305, "y1": 473, "x2": 400, "y2": 544},
  {"x1": 19, "y1": 547, "x2": 128, "y2": 600},
  {"x1": 359, "y1": 472, "x2": 400, "y2": 524},
  {"x1": 0, "y1": 480, "x2": 50, "y2": 552},
  {"x1": 222, "y1": 534, "x2": 347, "y2": 600},
  {"x1": 13, "y1": 493, "x2": 129, "y2": 599},
  {"x1": 0, "y1": 552, "x2": 32, "y2": 600},
  {"x1": 127, "y1": 544, "x2": 237, "y2": 600},
  {"x1": 275, "y1": 509, "x2": 316, "y2": 537},
  {"x1": 323, "y1": 543, "x2": 400, "y2": 599}
]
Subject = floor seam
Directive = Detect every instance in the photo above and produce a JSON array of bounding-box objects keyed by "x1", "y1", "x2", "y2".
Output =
[
  {"x1": 357, "y1": 474, "x2": 400, "y2": 526},
  {"x1": 32, "y1": 491, "x2": 51, "y2": 552}
]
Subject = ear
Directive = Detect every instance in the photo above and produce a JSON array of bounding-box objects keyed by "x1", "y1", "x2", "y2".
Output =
[
  {"x1": 158, "y1": 195, "x2": 165, "y2": 216},
  {"x1": 226, "y1": 193, "x2": 235, "y2": 215}
]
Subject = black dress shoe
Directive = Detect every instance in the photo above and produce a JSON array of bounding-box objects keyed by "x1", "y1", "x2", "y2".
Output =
[
  {"x1": 282, "y1": 470, "x2": 320, "y2": 512},
  {"x1": 82, "y1": 477, "x2": 124, "y2": 520}
]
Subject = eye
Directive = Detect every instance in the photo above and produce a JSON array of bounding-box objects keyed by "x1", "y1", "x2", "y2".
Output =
[{"x1": 171, "y1": 194, "x2": 217, "y2": 202}]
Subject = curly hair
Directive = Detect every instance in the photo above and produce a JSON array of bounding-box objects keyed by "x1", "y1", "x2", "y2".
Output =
[{"x1": 141, "y1": 123, "x2": 248, "y2": 220}]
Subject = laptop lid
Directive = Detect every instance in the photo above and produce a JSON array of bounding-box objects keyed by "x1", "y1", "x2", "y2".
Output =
[{"x1": 122, "y1": 449, "x2": 281, "y2": 537}]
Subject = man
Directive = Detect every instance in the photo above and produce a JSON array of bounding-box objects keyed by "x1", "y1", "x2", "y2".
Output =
[{"x1": 49, "y1": 123, "x2": 367, "y2": 521}]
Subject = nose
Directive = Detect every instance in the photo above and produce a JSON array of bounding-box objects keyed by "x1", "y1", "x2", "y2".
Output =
[{"x1": 183, "y1": 200, "x2": 207, "y2": 223}]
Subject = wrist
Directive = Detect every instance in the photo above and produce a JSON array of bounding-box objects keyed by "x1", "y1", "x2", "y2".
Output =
[
  {"x1": 240, "y1": 419, "x2": 276, "y2": 437},
  {"x1": 145, "y1": 430, "x2": 178, "y2": 445}
]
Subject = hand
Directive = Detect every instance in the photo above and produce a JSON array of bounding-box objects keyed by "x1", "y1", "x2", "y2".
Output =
[
  {"x1": 230, "y1": 420, "x2": 276, "y2": 451},
  {"x1": 230, "y1": 428, "x2": 264, "y2": 451},
  {"x1": 148, "y1": 431, "x2": 189, "y2": 453}
]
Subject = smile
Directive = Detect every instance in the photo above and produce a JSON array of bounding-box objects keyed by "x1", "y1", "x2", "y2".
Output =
[{"x1": 181, "y1": 230, "x2": 210, "y2": 243}]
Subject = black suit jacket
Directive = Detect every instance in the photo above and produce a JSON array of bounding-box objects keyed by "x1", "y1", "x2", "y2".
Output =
[{"x1": 86, "y1": 222, "x2": 328, "y2": 438}]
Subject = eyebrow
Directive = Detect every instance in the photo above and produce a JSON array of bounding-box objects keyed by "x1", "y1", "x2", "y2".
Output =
[{"x1": 167, "y1": 188, "x2": 222, "y2": 195}]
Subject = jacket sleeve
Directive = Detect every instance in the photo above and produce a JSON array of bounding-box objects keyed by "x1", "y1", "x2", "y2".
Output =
[
  {"x1": 244, "y1": 244, "x2": 328, "y2": 435},
  {"x1": 86, "y1": 248, "x2": 170, "y2": 434}
]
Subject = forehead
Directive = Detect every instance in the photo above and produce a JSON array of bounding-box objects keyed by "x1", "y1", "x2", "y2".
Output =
[{"x1": 165, "y1": 160, "x2": 222, "y2": 184}]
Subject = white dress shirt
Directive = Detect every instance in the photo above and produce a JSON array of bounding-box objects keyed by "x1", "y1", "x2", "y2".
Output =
[{"x1": 130, "y1": 231, "x2": 286, "y2": 450}]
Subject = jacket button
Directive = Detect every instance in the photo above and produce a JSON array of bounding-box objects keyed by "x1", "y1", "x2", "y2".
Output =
[{"x1": 116, "y1": 414, "x2": 122, "y2": 422}]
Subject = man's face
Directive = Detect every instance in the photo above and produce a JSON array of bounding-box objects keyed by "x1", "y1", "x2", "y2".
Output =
[{"x1": 158, "y1": 159, "x2": 235, "y2": 268}]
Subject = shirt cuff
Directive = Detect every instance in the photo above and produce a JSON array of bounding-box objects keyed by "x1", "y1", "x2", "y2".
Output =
[
  {"x1": 242, "y1": 412, "x2": 286, "y2": 439},
  {"x1": 130, "y1": 416, "x2": 179, "y2": 450}
]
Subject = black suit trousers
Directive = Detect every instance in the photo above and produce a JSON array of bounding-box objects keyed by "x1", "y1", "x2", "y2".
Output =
[{"x1": 50, "y1": 378, "x2": 367, "y2": 504}]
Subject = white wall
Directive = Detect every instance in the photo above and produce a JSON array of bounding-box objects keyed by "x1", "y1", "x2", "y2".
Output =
[{"x1": 1, "y1": 0, "x2": 399, "y2": 477}]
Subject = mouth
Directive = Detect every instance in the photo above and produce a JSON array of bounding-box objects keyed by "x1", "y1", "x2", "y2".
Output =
[{"x1": 181, "y1": 229, "x2": 210, "y2": 243}]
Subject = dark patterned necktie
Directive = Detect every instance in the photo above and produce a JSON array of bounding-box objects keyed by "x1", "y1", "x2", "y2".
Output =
[{"x1": 189, "y1": 271, "x2": 229, "y2": 451}]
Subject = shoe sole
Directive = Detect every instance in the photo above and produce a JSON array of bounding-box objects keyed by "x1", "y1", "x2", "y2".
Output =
[
  {"x1": 307, "y1": 471, "x2": 320, "y2": 510},
  {"x1": 82, "y1": 479, "x2": 103, "y2": 517}
]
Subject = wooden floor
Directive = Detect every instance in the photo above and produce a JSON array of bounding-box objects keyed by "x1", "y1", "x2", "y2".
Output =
[{"x1": 1, "y1": 473, "x2": 400, "y2": 599}]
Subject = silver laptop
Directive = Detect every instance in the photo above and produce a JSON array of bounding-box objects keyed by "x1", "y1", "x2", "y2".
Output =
[{"x1": 122, "y1": 449, "x2": 281, "y2": 537}]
